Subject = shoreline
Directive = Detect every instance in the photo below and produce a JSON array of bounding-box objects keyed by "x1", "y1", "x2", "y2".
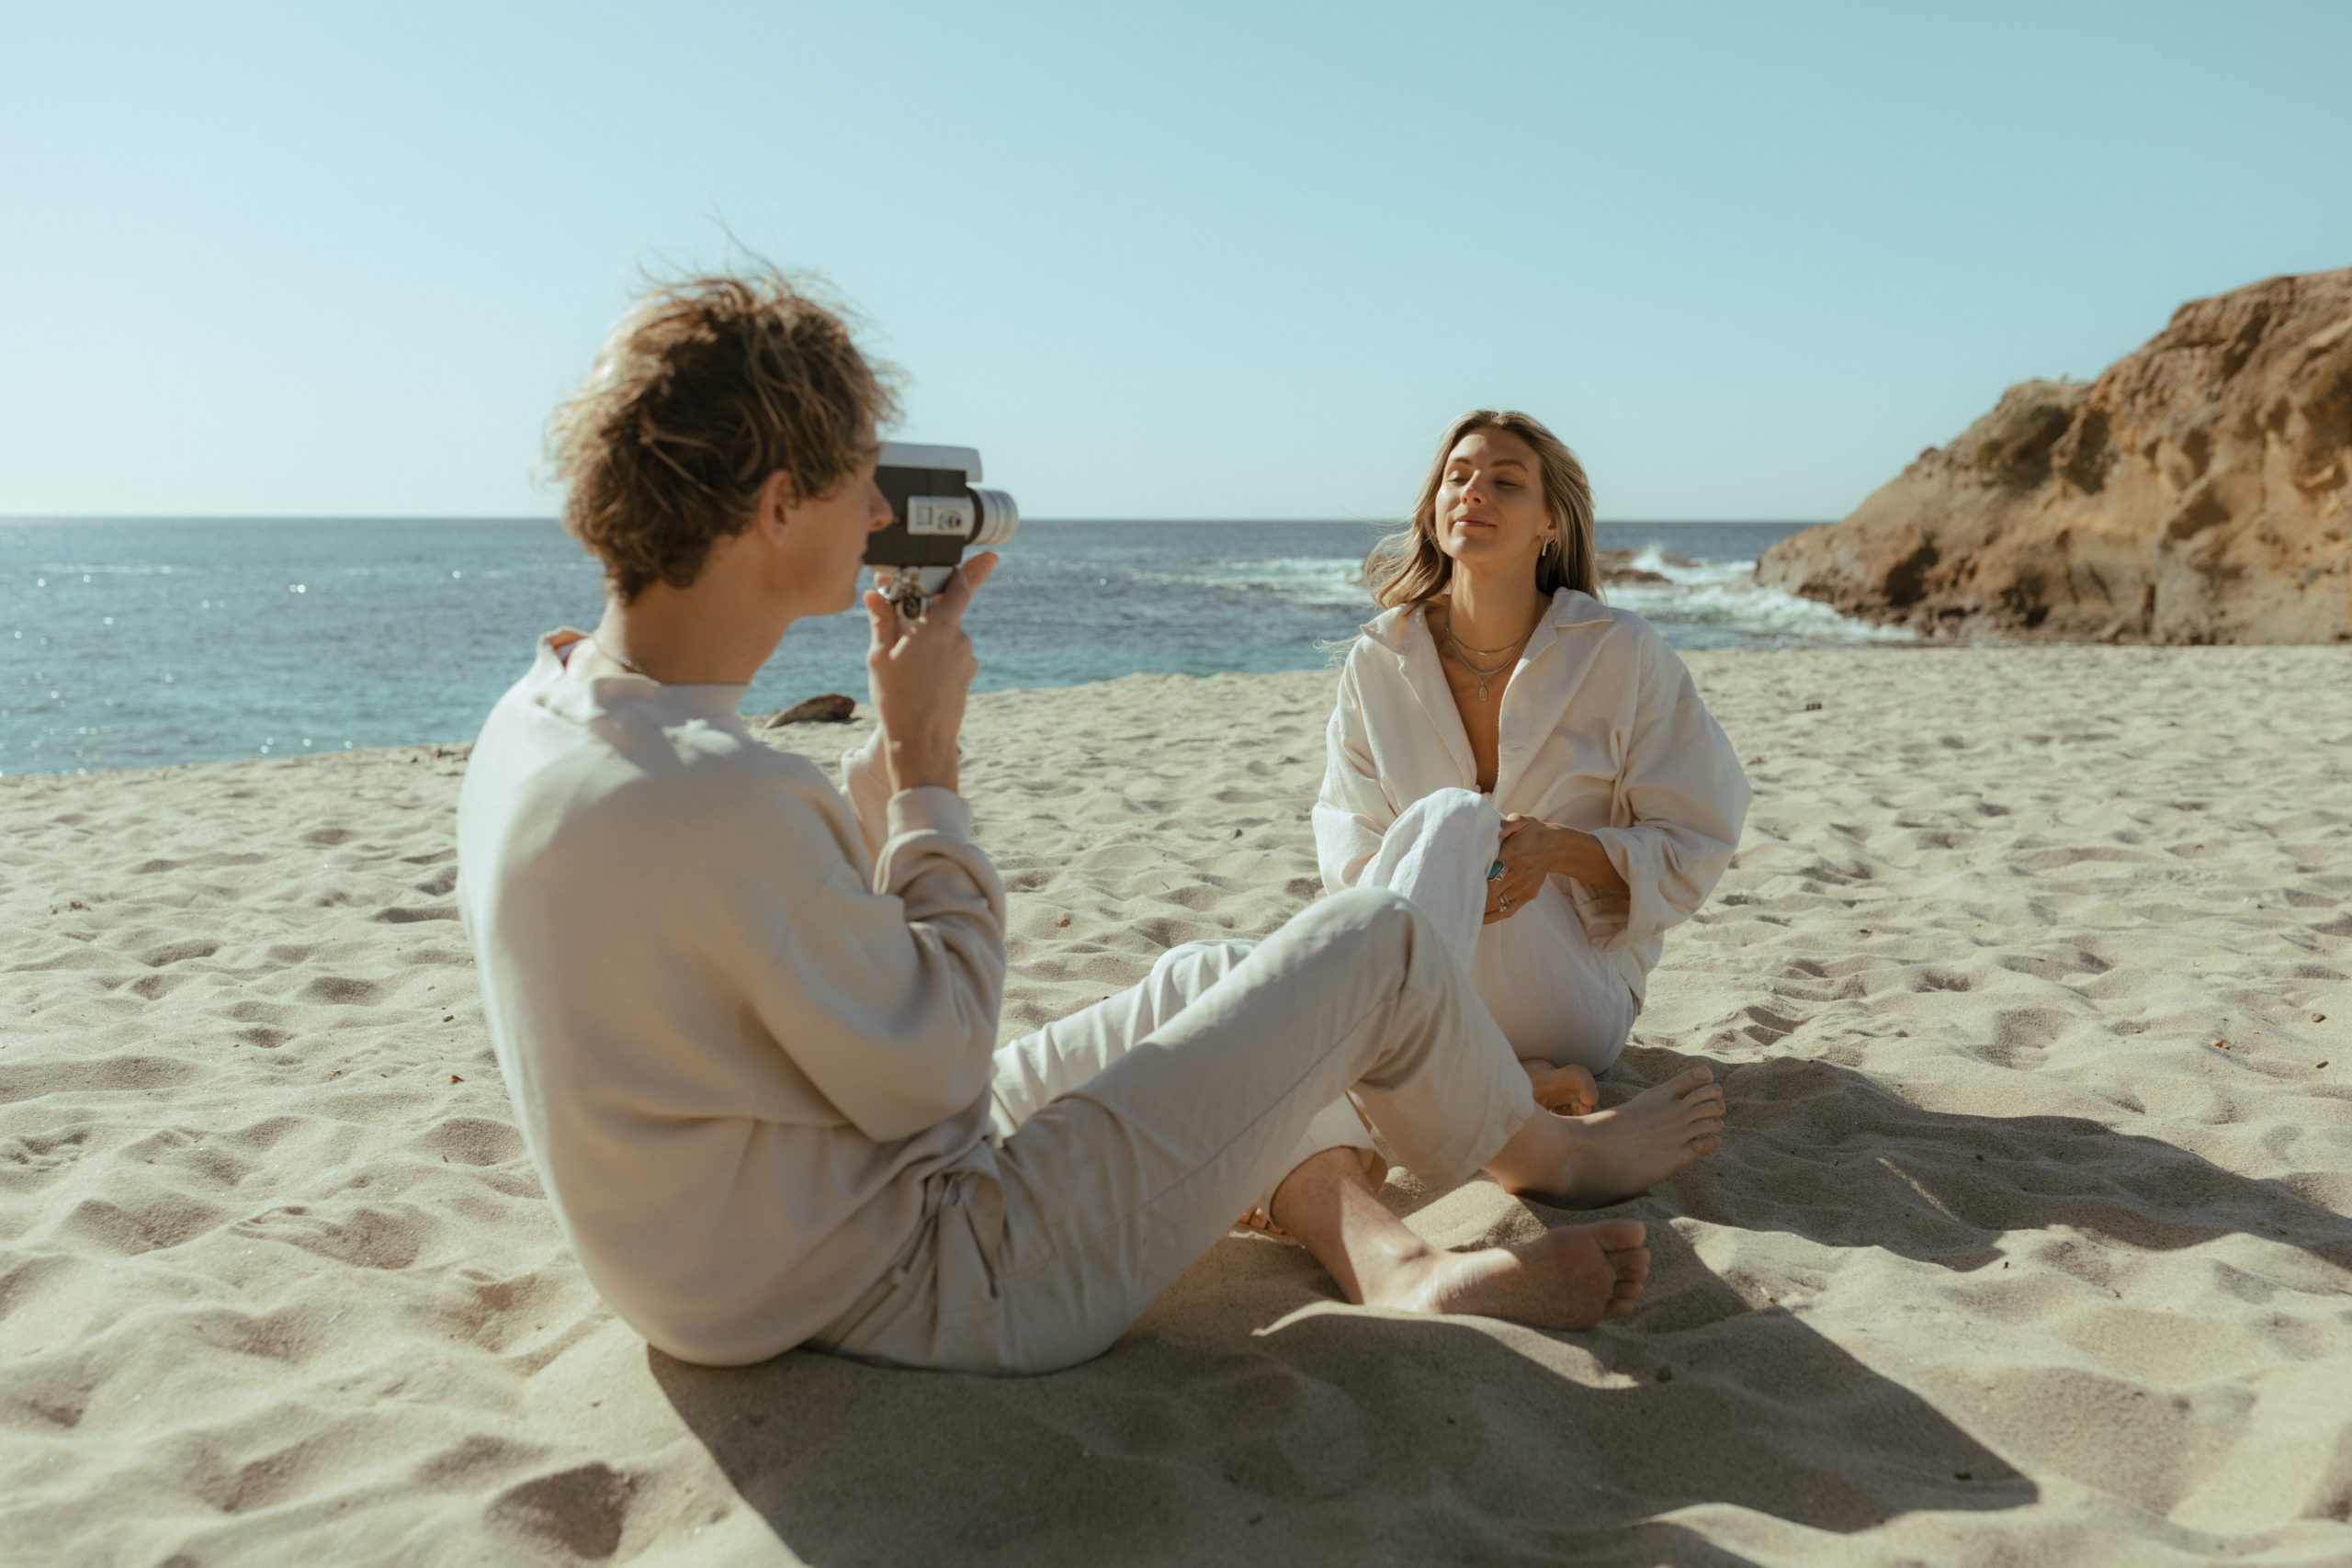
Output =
[
  {"x1": 6, "y1": 645, "x2": 2350, "y2": 1564},
  {"x1": 6, "y1": 637, "x2": 2345, "y2": 785}
]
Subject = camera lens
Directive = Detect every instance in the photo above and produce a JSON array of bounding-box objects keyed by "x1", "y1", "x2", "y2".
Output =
[{"x1": 969, "y1": 486, "x2": 1019, "y2": 547}]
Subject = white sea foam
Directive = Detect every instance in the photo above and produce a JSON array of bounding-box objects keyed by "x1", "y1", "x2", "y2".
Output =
[
  {"x1": 1190, "y1": 546, "x2": 1913, "y2": 646},
  {"x1": 1604, "y1": 549, "x2": 1917, "y2": 645},
  {"x1": 1191, "y1": 555, "x2": 1373, "y2": 607}
]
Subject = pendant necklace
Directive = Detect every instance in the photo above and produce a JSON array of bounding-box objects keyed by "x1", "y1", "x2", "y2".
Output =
[{"x1": 1442, "y1": 627, "x2": 1521, "y2": 702}]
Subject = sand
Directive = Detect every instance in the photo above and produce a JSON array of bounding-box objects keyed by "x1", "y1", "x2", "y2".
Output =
[{"x1": 4, "y1": 644, "x2": 2350, "y2": 1566}]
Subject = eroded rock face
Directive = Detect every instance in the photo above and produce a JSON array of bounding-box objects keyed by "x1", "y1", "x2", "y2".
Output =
[{"x1": 1758, "y1": 268, "x2": 2352, "y2": 643}]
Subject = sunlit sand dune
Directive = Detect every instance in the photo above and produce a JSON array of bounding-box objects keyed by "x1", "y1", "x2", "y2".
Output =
[{"x1": 4, "y1": 646, "x2": 2349, "y2": 1565}]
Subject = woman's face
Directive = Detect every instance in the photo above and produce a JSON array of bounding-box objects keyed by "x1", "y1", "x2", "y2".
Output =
[{"x1": 1432, "y1": 427, "x2": 1552, "y2": 577}]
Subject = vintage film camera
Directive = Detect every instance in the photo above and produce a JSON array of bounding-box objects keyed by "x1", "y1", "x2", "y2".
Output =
[{"x1": 865, "y1": 443, "x2": 1019, "y2": 618}]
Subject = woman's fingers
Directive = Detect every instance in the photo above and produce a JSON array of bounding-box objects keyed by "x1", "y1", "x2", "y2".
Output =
[
  {"x1": 1484, "y1": 864, "x2": 1540, "y2": 921},
  {"x1": 1488, "y1": 817, "x2": 1546, "y2": 918}
]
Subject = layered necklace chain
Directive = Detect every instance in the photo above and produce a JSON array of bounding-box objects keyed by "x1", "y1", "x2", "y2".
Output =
[
  {"x1": 1448, "y1": 629, "x2": 1523, "y2": 658},
  {"x1": 1438, "y1": 608, "x2": 1535, "y2": 702}
]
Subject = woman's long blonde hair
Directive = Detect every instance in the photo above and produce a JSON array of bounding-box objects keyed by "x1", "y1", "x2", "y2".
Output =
[{"x1": 1365, "y1": 410, "x2": 1599, "y2": 610}]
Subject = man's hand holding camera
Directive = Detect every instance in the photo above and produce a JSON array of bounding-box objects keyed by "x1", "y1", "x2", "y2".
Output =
[{"x1": 863, "y1": 553, "x2": 998, "y2": 796}]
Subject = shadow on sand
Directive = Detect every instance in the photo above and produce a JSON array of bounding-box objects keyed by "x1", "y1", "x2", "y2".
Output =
[
  {"x1": 1620, "y1": 1045, "x2": 2352, "y2": 1280},
  {"x1": 651, "y1": 1050, "x2": 2352, "y2": 1565}
]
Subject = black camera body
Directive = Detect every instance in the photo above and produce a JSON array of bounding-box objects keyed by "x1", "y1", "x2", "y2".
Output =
[{"x1": 865, "y1": 442, "x2": 1018, "y2": 617}]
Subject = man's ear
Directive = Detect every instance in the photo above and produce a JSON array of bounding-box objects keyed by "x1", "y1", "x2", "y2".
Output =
[{"x1": 752, "y1": 470, "x2": 797, "y2": 544}]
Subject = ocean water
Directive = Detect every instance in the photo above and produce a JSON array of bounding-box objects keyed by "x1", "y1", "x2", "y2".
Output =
[{"x1": 1, "y1": 518, "x2": 1902, "y2": 776}]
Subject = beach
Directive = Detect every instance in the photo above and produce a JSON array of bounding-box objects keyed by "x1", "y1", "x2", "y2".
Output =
[{"x1": 5, "y1": 644, "x2": 2350, "y2": 1566}]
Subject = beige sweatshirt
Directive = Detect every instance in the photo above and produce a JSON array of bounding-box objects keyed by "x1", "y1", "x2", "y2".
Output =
[
  {"x1": 1314, "y1": 590, "x2": 1750, "y2": 1004},
  {"x1": 455, "y1": 633, "x2": 1005, "y2": 1365}
]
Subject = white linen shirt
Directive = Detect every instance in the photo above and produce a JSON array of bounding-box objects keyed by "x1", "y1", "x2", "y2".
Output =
[
  {"x1": 1314, "y1": 589, "x2": 1750, "y2": 1008},
  {"x1": 457, "y1": 633, "x2": 1006, "y2": 1366}
]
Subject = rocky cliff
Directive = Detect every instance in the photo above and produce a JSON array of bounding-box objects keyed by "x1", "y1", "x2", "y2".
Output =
[{"x1": 1757, "y1": 267, "x2": 2352, "y2": 643}]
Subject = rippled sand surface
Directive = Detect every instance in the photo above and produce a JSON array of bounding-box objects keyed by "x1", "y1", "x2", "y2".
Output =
[{"x1": 4, "y1": 646, "x2": 2349, "y2": 1565}]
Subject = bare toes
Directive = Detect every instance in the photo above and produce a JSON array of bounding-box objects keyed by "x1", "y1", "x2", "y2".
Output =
[{"x1": 1593, "y1": 1219, "x2": 1646, "y2": 1251}]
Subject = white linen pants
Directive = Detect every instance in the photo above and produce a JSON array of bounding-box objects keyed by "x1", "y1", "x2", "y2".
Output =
[
  {"x1": 1198, "y1": 788, "x2": 1641, "y2": 1185},
  {"x1": 1370, "y1": 787, "x2": 1640, "y2": 1072},
  {"x1": 806, "y1": 886, "x2": 1533, "y2": 1375}
]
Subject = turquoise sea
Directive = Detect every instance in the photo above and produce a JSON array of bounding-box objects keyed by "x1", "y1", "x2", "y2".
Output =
[{"x1": 1, "y1": 518, "x2": 1901, "y2": 776}]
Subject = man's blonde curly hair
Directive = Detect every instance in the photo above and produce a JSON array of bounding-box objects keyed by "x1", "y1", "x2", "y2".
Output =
[{"x1": 546, "y1": 270, "x2": 900, "y2": 602}]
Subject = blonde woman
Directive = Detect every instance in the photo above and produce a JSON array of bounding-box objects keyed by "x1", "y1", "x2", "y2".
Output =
[
  {"x1": 1207, "y1": 412, "x2": 1745, "y2": 1247},
  {"x1": 1295, "y1": 411, "x2": 1751, "y2": 1182}
]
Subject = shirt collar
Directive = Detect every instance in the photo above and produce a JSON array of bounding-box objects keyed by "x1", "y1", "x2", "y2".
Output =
[
  {"x1": 529, "y1": 629, "x2": 752, "y2": 727},
  {"x1": 1358, "y1": 585, "x2": 1611, "y2": 652}
]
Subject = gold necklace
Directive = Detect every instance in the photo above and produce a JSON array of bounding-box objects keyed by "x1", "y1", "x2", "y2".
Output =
[
  {"x1": 1440, "y1": 604, "x2": 1540, "y2": 655},
  {"x1": 1446, "y1": 623, "x2": 1527, "y2": 657},
  {"x1": 1435, "y1": 608, "x2": 1532, "y2": 701},
  {"x1": 1442, "y1": 627, "x2": 1522, "y2": 702}
]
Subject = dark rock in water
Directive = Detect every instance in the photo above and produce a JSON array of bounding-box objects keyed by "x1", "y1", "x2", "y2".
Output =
[
  {"x1": 763, "y1": 694, "x2": 857, "y2": 727},
  {"x1": 1757, "y1": 267, "x2": 2352, "y2": 644},
  {"x1": 1595, "y1": 547, "x2": 1686, "y2": 588}
]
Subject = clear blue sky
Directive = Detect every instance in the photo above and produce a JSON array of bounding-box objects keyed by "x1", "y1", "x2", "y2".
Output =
[{"x1": 6, "y1": 1, "x2": 2347, "y2": 521}]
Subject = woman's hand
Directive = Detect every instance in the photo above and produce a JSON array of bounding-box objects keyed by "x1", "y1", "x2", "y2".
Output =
[
  {"x1": 864, "y1": 553, "x2": 997, "y2": 795},
  {"x1": 1484, "y1": 815, "x2": 1564, "y2": 922},
  {"x1": 1484, "y1": 814, "x2": 1627, "y2": 921}
]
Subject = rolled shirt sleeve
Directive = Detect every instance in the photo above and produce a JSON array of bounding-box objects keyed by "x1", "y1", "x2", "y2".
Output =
[
  {"x1": 1314, "y1": 660, "x2": 1397, "y2": 892},
  {"x1": 1578, "y1": 671, "x2": 1751, "y2": 953}
]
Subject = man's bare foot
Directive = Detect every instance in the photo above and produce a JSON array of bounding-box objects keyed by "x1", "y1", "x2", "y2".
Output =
[
  {"x1": 1522, "y1": 1057, "x2": 1599, "y2": 1116},
  {"x1": 1487, "y1": 1065, "x2": 1724, "y2": 1207},
  {"x1": 1268, "y1": 1149, "x2": 1649, "y2": 1333},
  {"x1": 1375, "y1": 1220, "x2": 1649, "y2": 1329}
]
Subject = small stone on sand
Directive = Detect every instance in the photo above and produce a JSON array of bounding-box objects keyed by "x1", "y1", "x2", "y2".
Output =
[{"x1": 764, "y1": 694, "x2": 857, "y2": 727}]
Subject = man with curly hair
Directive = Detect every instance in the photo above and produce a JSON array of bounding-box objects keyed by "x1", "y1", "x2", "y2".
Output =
[{"x1": 456, "y1": 271, "x2": 1666, "y2": 1374}]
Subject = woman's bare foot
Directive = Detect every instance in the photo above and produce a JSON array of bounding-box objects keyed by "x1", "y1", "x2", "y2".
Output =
[
  {"x1": 1378, "y1": 1220, "x2": 1650, "y2": 1329},
  {"x1": 1522, "y1": 1057, "x2": 1599, "y2": 1116},
  {"x1": 1487, "y1": 1065, "x2": 1724, "y2": 1207}
]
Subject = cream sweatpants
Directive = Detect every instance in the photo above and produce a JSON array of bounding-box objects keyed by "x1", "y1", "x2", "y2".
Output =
[{"x1": 806, "y1": 886, "x2": 1534, "y2": 1375}]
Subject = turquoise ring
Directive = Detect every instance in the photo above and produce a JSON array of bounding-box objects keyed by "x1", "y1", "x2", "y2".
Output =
[{"x1": 1487, "y1": 860, "x2": 1507, "y2": 881}]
